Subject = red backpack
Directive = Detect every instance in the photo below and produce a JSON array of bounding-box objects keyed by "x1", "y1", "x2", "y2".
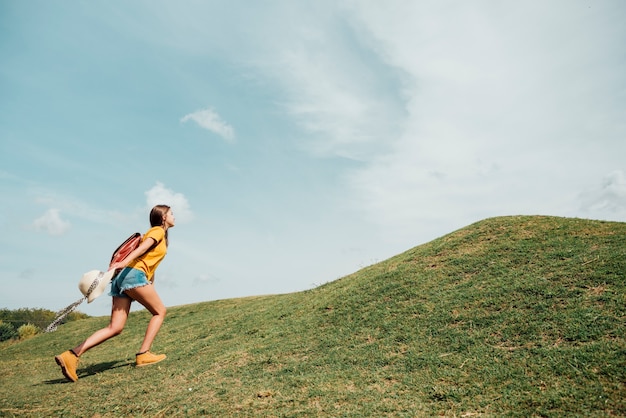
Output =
[{"x1": 109, "y1": 232, "x2": 142, "y2": 274}]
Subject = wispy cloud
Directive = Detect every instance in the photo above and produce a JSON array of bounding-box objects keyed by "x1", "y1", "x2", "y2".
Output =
[
  {"x1": 331, "y1": 2, "x2": 626, "y2": 236},
  {"x1": 580, "y1": 170, "x2": 626, "y2": 216},
  {"x1": 32, "y1": 208, "x2": 71, "y2": 236},
  {"x1": 33, "y1": 192, "x2": 130, "y2": 225},
  {"x1": 192, "y1": 272, "x2": 221, "y2": 287},
  {"x1": 180, "y1": 108, "x2": 235, "y2": 142},
  {"x1": 242, "y1": 7, "x2": 408, "y2": 161},
  {"x1": 145, "y1": 182, "x2": 194, "y2": 223}
]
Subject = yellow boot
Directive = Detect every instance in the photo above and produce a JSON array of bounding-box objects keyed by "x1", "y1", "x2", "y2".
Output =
[
  {"x1": 55, "y1": 350, "x2": 79, "y2": 382},
  {"x1": 136, "y1": 351, "x2": 166, "y2": 367}
]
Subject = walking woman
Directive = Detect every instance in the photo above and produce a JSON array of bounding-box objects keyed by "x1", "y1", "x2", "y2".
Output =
[{"x1": 55, "y1": 205, "x2": 175, "y2": 382}]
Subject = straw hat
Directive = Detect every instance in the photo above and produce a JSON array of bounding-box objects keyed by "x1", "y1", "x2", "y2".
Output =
[{"x1": 78, "y1": 270, "x2": 116, "y2": 303}]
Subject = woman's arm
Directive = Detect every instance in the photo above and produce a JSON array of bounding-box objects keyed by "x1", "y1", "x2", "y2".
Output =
[{"x1": 108, "y1": 237, "x2": 156, "y2": 271}]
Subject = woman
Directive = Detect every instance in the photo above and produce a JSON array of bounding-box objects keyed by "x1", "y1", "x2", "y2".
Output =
[{"x1": 55, "y1": 205, "x2": 175, "y2": 382}]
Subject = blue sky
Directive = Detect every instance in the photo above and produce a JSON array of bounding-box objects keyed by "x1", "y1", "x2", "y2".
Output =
[{"x1": 1, "y1": 0, "x2": 625, "y2": 317}]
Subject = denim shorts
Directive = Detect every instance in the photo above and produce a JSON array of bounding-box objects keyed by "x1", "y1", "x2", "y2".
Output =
[{"x1": 109, "y1": 267, "x2": 151, "y2": 298}]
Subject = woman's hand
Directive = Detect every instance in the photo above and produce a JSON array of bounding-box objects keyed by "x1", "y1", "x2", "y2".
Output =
[{"x1": 109, "y1": 261, "x2": 125, "y2": 272}]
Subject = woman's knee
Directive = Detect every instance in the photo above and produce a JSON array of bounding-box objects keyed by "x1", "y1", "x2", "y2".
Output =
[
  {"x1": 155, "y1": 305, "x2": 167, "y2": 317},
  {"x1": 108, "y1": 323, "x2": 125, "y2": 336},
  {"x1": 147, "y1": 302, "x2": 166, "y2": 318}
]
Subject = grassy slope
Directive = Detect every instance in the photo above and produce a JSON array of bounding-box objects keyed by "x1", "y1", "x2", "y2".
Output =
[{"x1": 0, "y1": 216, "x2": 624, "y2": 417}]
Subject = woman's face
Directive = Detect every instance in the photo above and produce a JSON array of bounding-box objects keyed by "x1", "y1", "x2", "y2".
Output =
[{"x1": 164, "y1": 209, "x2": 176, "y2": 228}]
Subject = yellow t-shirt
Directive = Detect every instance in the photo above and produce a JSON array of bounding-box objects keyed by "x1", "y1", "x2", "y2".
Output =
[{"x1": 128, "y1": 226, "x2": 167, "y2": 281}]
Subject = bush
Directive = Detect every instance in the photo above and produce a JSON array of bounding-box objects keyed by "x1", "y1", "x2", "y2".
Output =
[
  {"x1": 0, "y1": 307, "x2": 90, "y2": 330},
  {"x1": 0, "y1": 321, "x2": 18, "y2": 342},
  {"x1": 18, "y1": 323, "x2": 39, "y2": 340}
]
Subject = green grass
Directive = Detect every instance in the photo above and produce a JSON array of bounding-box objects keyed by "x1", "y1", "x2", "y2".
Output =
[{"x1": 1, "y1": 215, "x2": 624, "y2": 417}]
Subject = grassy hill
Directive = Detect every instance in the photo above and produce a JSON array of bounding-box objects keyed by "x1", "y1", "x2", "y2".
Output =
[{"x1": 1, "y1": 216, "x2": 624, "y2": 417}]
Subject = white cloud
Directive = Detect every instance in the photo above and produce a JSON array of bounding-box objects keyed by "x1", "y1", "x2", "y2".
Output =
[
  {"x1": 331, "y1": 1, "x2": 626, "y2": 236},
  {"x1": 32, "y1": 208, "x2": 71, "y2": 236},
  {"x1": 33, "y1": 192, "x2": 130, "y2": 225},
  {"x1": 580, "y1": 170, "x2": 626, "y2": 217},
  {"x1": 18, "y1": 268, "x2": 36, "y2": 281},
  {"x1": 145, "y1": 182, "x2": 193, "y2": 223},
  {"x1": 192, "y1": 273, "x2": 221, "y2": 287},
  {"x1": 244, "y1": 6, "x2": 407, "y2": 161},
  {"x1": 180, "y1": 108, "x2": 235, "y2": 142}
]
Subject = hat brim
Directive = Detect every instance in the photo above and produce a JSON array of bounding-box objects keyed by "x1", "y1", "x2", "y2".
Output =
[{"x1": 87, "y1": 270, "x2": 116, "y2": 303}]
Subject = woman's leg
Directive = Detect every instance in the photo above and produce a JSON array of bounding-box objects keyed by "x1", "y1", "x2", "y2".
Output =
[
  {"x1": 72, "y1": 296, "x2": 132, "y2": 356},
  {"x1": 124, "y1": 284, "x2": 167, "y2": 353}
]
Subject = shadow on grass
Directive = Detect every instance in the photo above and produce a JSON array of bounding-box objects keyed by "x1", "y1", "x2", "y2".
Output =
[{"x1": 42, "y1": 360, "x2": 133, "y2": 384}]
